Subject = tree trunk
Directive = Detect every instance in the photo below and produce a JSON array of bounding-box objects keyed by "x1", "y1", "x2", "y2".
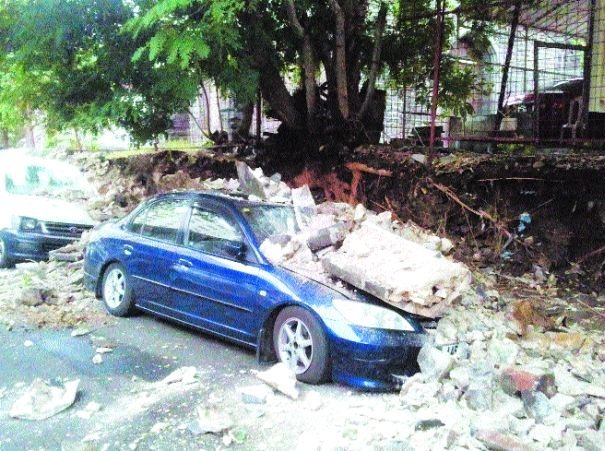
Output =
[
  {"x1": 0, "y1": 129, "x2": 9, "y2": 148},
  {"x1": 359, "y1": 4, "x2": 387, "y2": 119},
  {"x1": 234, "y1": 102, "x2": 254, "y2": 141},
  {"x1": 494, "y1": 0, "x2": 522, "y2": 132},
  {"x1": 200, "y1": 81, "x2": 212, "y2": 135},
  {"x1": 73, "y1": 128, "x2": 83, "y2": 151},
  {"x1": 328, "y1": 0, "x2": 349, "y2": 119},
  {"x1": 24, "y1": 103, "x2": 36, "y2": 150},
  {"x1": 285, "y1": 0, "x2": 318, "y2": 129}
]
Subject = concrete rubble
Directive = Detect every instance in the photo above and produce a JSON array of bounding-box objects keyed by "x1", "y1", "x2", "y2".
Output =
[
  {"x1": 390, "y1": 293, "x2": 605, "y2": 450},
  {"x1": 236, "y1": 162, "x2": 471, "y2": 319},
  {"x1": 10, "y1": 379, "x2": 80, "y2": 420}
]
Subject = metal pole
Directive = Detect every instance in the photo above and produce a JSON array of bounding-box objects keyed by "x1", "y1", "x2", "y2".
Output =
[
  {"x1": 582, "y1": 0, "x2": 597, "y2": 138},
  {"x1": 429, "y1": 0, "x2": 445, "y2": 160},
  {"x1": 533, "y1": 41, "x2": 540, "y2": 144}
]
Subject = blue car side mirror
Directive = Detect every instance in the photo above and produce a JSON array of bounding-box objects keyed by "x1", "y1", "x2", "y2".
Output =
[{"x1": 224, "y1": 241, "x2": 247, "y2": 260}]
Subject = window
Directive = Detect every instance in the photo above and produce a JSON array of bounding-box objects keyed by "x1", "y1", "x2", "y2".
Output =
[
  {"x1": 186, "y1": 208, "x2": 244, "y2": 258},
  {"x1": 131, "y1": 199, "x2": 188, "y2": 243},
  {"x1": 240, "y1": 205, "x2": 298, "y2": 243}
]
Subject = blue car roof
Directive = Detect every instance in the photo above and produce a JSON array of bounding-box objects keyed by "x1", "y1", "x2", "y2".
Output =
[{"x1": 150, "y1": 190, "x2": 291, "y2": 209}]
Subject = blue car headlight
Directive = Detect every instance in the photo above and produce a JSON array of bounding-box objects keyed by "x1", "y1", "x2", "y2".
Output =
[{"x1": 333, "y1": 299, "x2": 415, "y2": 331}]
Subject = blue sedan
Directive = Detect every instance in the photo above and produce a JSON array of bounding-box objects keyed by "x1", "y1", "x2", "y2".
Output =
[{"x1": 84, "y1": 192, "x2": 425, "y2": 391}]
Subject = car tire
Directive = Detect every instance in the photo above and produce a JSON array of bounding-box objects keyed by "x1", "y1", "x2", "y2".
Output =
[
  {"x1": 0, "y1": 236, "x2": 15, "y2": 269},
  {"x1": 101, "y1": 263, "x2": 135, "y2": 317},
  {"x1": 273, "y1": 306, "x2": 330, "y2": 384}
]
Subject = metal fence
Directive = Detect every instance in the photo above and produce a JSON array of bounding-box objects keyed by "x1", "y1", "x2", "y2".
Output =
[{"x1": 180, "y1": 0, "x2": 605, "y2": 150}]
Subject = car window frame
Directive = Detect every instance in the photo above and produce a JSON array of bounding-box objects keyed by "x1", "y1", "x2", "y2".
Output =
[
  {"x1": 126, "y1": 197, "x2": 191, "y2": 245},
  {"x1": 183, "y1": 202, "x2": 257, "y2": 264}
]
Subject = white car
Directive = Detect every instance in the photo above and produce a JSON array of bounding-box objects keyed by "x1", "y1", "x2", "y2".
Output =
[{"x1": 0, "y1": 153, "x2": 96, "y2": 268}]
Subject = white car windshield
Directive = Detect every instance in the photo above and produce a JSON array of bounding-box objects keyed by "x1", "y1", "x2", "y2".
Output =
[{"x1": 3, "y1": 160, "x2": 89, "y2": 196}]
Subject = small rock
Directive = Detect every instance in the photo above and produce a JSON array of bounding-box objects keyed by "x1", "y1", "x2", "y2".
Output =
[
  {"x1": 188, "y1": 407, "x2": 233, "y2": 435},
  {"x1": 415, "y1": 419, "x2": 445, "y2": 431},
  {"x1": 522, "y1": 391, "x2": 553, "y2": 424},
  {"x1": 24, "y1": 340, "x2": 34, "y2": 347},
  {"x1": 449, "y1": 365, "x2": 472, "y2": 390},
  {"x1": 499, "y1": 368, "x2": 557, "y2": 398},
  {"x1": 95, "y1": 347, "x2": 113, "y2": 354},
  {"x1": 353, "y1": 204, "x2": 367, "y2": 222},
  {"x1": 417, "y1": 344, "x2": 455, "y2": 381},
  {"x1": 75, "y1": 401, "x2": 102, "y2": 419},
  {"x1": 10, "y1": 379, "x2": 80, "y2": 420},
  {"x1": 529, "y1": 424, "x2": 562, "y2": 446},
  {"x1": 238, "y1": 385, "x2": 273, "y2": 404},
  {"x1": 70, "y1": 328, "x2": 91, "y2": 337},
  {"x1": 411, "y1": 154, "x2": 427, "y2": 165},
  {"x1": 304, "y1": 390, "x2": 322, "y2": 411},
  {"x1": 575, "y1": 429, "x2": 605, "y2": 451},
  {"x1": 474, "y1": 429, "x2": 531, "y2": 451},
  {"x1": 92, "y1": 354, "x2": 103, "y2": 364},
  {"x1": 487, "y1": 337, "x2": 519, "y2": 366},
  {"x1": 160, "y1": 367, "x2": 198, "y2": 385},
  {"x1": 254, "y1": 363, "x2": 299, "y2": 399},
  {"x1": 19, "y1": 287, "x2": 56, "y2": 307}
]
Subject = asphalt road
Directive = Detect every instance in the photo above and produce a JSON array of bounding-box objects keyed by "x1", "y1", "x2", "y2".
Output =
[{"x1": 0, "y1": 313, "x2": 390, "y2": 450}]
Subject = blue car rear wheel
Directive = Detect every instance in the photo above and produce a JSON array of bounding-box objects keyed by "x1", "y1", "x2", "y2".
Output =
[
  {"x1": 0, "y1": 236, "x2": 14, "y2": 269},
  {"x1": 273, "y1": 306, "x2": 330, "y2": 384}
]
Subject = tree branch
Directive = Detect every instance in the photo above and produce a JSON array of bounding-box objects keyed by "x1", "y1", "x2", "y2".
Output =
[
  {"x1": 328, "y1": 0, "x2": 349, "y2": 119},
  {"x1": 359, "y1": 4, "x2": 387, "y2": 119}
]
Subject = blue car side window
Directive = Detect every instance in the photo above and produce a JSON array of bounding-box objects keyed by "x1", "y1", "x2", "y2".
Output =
[
  {"x1": 185, "y1": 208, "x2": 244, "y2": 258},
  {"x1": 130, "y1": 199, "x2": 188, "y2": 243}
]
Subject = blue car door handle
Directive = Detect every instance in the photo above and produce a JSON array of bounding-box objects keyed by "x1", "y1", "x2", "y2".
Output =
[
  {"x1": 123, "y1": 244, "x2": 133, "y2": 256},
  {"x1": 177, "y1": 258, "x2": 193, "y2": 269}
]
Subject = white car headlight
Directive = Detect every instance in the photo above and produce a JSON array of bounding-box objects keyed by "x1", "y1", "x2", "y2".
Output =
[
  {"x1": 20, "y1": 217, "x2": 38, "y2": 231},
  {"x1": 333, "y1": 299, "x2": 415, "y2": 331}
]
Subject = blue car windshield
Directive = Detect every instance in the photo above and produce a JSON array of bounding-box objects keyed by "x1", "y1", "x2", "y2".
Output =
[{"x1": 240, "y1": 205, "x2": 299, "y2": 243}]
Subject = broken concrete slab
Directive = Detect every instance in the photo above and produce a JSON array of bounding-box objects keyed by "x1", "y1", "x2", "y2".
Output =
[
  {"x1": 322, "y1": 223, "x2": 472, "y2": 318},
  {"x1": 236, "y1": 162, "x2": 291, "y2": 201},
  {"x1": 10, "y1": 379, "x2": 79, "y2": 420}
]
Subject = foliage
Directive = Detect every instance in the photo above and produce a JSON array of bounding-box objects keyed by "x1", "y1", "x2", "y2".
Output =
[{"x1": 0, "y1": 0, "x2": 505, "y2": 147}]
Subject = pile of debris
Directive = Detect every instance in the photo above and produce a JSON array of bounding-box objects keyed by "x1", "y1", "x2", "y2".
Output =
[
  {"x1": 390, "y1": 285, "x2": 605, "y2": 450},
  {"x1": 236, "y1": 162, "x2": 471, "y2": 319},
  {"x1": 0, "y1": 258, "x2": 106, "y2": 329}
]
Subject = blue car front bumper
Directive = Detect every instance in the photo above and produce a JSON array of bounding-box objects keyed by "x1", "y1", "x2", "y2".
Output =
[{"x1": 326, "y1": 320, "x2": 427, "y2": 392}]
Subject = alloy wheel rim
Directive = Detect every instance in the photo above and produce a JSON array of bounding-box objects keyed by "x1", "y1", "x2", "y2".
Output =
[
  {"x1": 104, "y1": 269, "x2": 125, "y2": 309},
  {"x1": 277, "y1": 318, "x2": 314, "y2": 374}
]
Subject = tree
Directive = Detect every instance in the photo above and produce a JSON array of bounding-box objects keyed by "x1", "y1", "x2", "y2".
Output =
[
  {"x1": 129, "y1": 0, "x2": 494, "y2": 149},
  {"x1": 0, "y1": 0, "x2": 200, "y2": 145}
]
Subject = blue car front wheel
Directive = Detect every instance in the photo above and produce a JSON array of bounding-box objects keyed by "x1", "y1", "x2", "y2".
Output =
[
  {"x1": 273, "y1": 307, "x2": 330, "y2": 384},
  {"x1": 101, "y1": 263, "x2": 135, "y2": 317}
]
